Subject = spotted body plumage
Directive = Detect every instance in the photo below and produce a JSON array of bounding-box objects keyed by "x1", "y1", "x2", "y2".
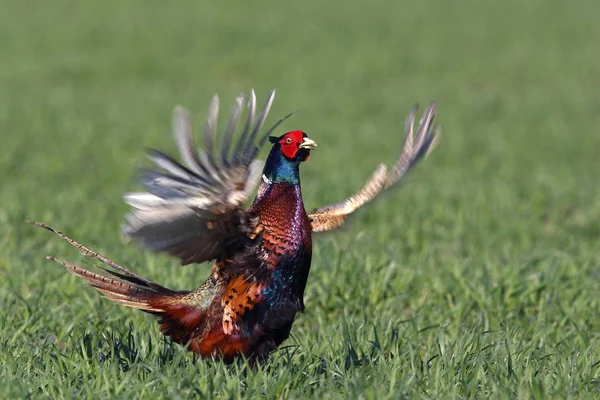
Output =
[{"x1": 33, "y1": 89, "x2": 440, "y2": 364}]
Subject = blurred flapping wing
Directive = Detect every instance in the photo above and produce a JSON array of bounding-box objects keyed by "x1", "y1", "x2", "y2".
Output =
[
  {"x1": 308, "y1": 103, "x2": 440, "y2": 232},
  {"x1": 123, "y1": 90, "x2": 289, "y2": 265}
]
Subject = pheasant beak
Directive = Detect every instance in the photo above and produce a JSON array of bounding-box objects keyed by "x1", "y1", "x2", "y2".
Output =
[{"x1": 299, "y1": 137, "x2": 317, "y2": 150}]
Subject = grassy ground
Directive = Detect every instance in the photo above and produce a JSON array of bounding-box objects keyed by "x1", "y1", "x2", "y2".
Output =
[{"x1": 1, "y1": 0, "x2": 600, "y2": 398}]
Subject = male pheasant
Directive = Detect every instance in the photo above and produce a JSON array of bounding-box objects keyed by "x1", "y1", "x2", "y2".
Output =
[{"x1": 33, "y1": 90, "x2": 439, "y2": 363}]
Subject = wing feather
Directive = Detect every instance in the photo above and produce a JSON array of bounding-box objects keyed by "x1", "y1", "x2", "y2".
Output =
[
  {"x1": 233, "y1": 90, "x2": 257, "y2": 158},
  {"x1": 123, "y1": 90, "x2": 279, "y2": 265},
  {"x1": 242, "y1": 90, "x2": 275, "y2": 158},
  {"x1": 172, "y1": 106, "x2": 203, "y2": 176},
  {"x1": 308, "y1": 103, "x2": 440, "y2": 232},
  {"x1": 221, "y1": 94, "x2": 244, "y2": 166}
]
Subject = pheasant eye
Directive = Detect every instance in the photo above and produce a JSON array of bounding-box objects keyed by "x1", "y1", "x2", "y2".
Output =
[{"x1": 285, "y1": 137, "x2": 292, "y2": 144}]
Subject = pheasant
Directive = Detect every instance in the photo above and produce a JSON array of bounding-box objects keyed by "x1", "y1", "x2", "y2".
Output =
[{"x1": 33, "y1": 89, "x2": 439, "y2": 364}]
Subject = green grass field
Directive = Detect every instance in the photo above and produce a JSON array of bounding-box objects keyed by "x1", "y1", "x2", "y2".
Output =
[{"x1": 2, "y1": 0, "x2": 600, "y2": 398}]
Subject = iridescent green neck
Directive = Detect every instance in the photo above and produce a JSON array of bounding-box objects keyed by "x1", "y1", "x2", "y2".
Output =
[{"x1": 263, "y1": 148, "x2": 300, "y2": 185}]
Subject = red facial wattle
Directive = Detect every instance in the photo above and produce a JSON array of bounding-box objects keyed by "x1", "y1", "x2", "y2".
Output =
[{"x1": 279, "y1": 130, "x2": 305, "y2": 159}]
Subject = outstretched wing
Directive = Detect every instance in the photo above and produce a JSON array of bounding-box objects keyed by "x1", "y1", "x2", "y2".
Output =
[
  {"x1": 123, "y1": 90, "x2": 291, "y2": 265},
  {"x1": 308, "y1": 103, "x2": 440, "y2": 232}
]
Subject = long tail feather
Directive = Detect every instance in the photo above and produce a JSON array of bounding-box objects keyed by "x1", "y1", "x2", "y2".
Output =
[
  {"x1": 28, "y1": 221, "x2": 184, "y2": 311},
  {"x1": 29, "y1": 221, "x2": 219, "y2": 349},
  {"x1": 44, "y1": 256, "x2": 163, "y2": 311}
]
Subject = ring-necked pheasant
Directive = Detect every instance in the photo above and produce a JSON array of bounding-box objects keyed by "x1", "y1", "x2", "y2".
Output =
[{"x1": 32, "y1": 89, "x2": 439, "y2": 363}]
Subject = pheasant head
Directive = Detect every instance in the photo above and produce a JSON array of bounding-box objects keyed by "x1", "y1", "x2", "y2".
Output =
[{"x1": 262, "y1": 130, "x2": 317, "y2": 184}]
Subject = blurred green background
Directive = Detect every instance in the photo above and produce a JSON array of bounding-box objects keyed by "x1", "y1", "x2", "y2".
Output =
[{"x1": 2, "y1": 0, "x2": 600, "y2": 398}]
